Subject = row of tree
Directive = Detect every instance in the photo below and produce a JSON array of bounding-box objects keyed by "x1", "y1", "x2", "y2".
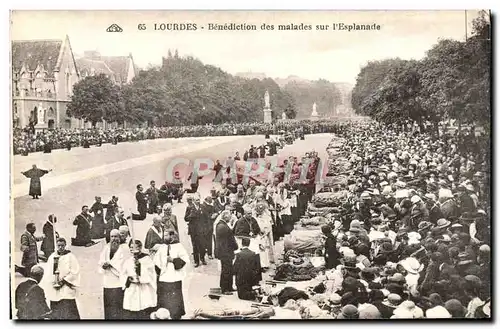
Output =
[
  {"x1": 282, "y1": 79, "x2": 343, "y2": 118},
  {"x1": 68, "y1": 54, "x2": 298, "y2": 127},
  {"x1": 351, "y1": 11, "x2": 490, "y2": 134}
]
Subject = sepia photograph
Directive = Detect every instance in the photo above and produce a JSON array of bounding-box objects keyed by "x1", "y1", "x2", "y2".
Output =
[{"x1": 9, "y1": 9, "x2": 491, "y2": 320}]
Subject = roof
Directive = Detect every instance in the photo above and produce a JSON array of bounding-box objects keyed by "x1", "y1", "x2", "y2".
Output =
[
  {"x1": 76, "y1": 57, "x2": 114, "y2": 78},
  {"x1": 101, "y1": 55, "x2": 132, "y2": 84},
  {"x1": 12, "y1": 39, "x2": 63, "y2": 77}
]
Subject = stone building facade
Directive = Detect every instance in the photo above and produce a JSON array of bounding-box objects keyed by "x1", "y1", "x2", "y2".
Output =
[
  {"x1": 12, "y1": 36, "x2": 138, "y2": 130},
  {"x1": 12, "y1": 35, "x2": 80, "y2": 129}
]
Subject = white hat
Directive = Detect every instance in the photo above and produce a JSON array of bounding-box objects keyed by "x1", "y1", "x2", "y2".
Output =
[
  {"x1": 425, "y1": 306, "x2": 452, "y2": 319},
  {"x1": 387, "y1": 172, "x2": 398, "y2": 180},
  {"x1": 410, "y1": 196, "x2": 421, "y2": 204},
  {"x1": 424, "y1": 193, "x2": 437, "y2": 202},
  {"x1": 150, "y1": 308, "x2": 171, "y2": 320},
  {"x1": 382, "y1": 186, "x2": 393, "y2": 196},
  {"x1": 407, "y1": 232, "x2": 422, "y2": 246},
  {"x1": 439, "y1": 188, "x2": 453, "y2": 199},
  {"x1": 395, "y1": 189, "x2": 409, "y2": 199}
]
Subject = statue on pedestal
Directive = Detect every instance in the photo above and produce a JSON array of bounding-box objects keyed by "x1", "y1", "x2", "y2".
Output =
[
  {"x1": 312, "y1": 102, "x2": 318, "y2": 116},
  {"x1": 37, "y1": 103, "x2": 45, "y2": 124},
  {"x1": 282, "y1": 112, "x2": 287, "y2": 120},
  {"x1": 263, "y1": 91, "x2": 272, "y2": 124}
]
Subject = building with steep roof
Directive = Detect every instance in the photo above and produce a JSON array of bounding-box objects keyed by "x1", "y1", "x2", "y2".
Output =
[
  {"x1": 81, "y1": 51, "x2": 137, "y2": 85},
  {"x1": 76, "y1": 57, "x2": 116, "y2": 84},
  {"x1": 12, "y1": 35, "x2": 82, "y2": 129}
]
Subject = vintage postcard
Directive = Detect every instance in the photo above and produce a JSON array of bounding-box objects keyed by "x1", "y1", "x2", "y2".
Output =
[{"x1": 10, "y1": 10, "x2": 491, "y2": 320}]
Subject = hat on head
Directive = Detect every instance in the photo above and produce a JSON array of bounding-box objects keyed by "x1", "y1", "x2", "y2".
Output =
[
  {"x1": 425, "y1": 293, "x2": 444, "y2": 307},
  {"x1": 360, "y1": 192, "x2": 371, "y2": 200},
  {"x1": 341, "y1": 255, "x2": 358, "y2": 269},
  {"x1": 407, "y1": 232, "x2": 421, "y2": 245},
  {"x1": 150, "y1": 308, "x2": 171, "y2": 320},
  {"x1": 208, "y1": 287, "x2": 224, "y2": 300},
  {"x1": 418, "y1": 221, "x2": 433, "y2": 232},
  {"x1": 382, "y1": 294, "x2": 402, "y2": 308},
  {"x1": 444, "y1": 299, "x2": 466, "y2": 318},
  {"x1": 337, "y1": 305, "x2": 359, "y2": 319},
  {"x1": 329, "y1": 293, "x2": 342, "y2": 305},
  {"x1": 400, "y1": 257, "x2": 424, "y2": 274},
  {"x1": 359, "y1": 304, "x2": 382, "y2": 319},
  {"x1": 464, "y1": 275, "x2": 482, "y2": 287},
  {"x1": 388, "y1": 272, "x2": 405, "y2": 283},
  {"x1": 379, "y1": 242, "x2": 394, "y2": 253},
  {"x1": 437, "y1": 235, "x2": 452, "y2": 243},
  {"x1": 410, "y1": 195, "x2": 422, "y2": 204},
  {"x1": 393, "y1": 301, "x2": 424, "y2": 319},
  {"x1": 424, "y1": 193, "x2": 437, "y2": 202},
  {"x1": 436, "y1": 218, "x2": 451, "y2": 229}
]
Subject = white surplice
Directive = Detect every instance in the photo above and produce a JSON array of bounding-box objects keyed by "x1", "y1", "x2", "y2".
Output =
[
  {"x1": 153, "y1": 243, "x2": 190, "y2": 283},
  {"x1": 98, "y1": 244, "x2": 130, "y2": 288},
  {"x1": 121, "y1": 254, "x2": 157, "y2": 311},
  {"x1": 40, "y1": 251, "x2": 81, "y2": 302}
]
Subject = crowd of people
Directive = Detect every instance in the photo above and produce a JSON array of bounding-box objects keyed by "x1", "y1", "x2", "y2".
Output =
[
  {"x1": 14, "y1": 118, "x2": 491, "y2": 320},
  {"x1": 13, "y1": 120, "x2": 350, "y2": 155}
]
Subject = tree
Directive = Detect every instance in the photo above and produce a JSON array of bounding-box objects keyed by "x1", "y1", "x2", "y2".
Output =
[
  {"x1": 351, "y1": 59, "x2": 406, "y2": 116},
  {"x1": 364, "y1": 60, "x2": 424, "y2": 126},
  {"x1": 67, "y1": 74, "x2": 122, "y2": 127}
]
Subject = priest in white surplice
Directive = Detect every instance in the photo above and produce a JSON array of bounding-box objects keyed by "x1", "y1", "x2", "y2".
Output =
[
  {"x1": 153, "y1": 229, "x2": 190, "y2": 319},
  {"x1": 98, "y1": 229, "x2": 130, "y2": 320},
  {"x1": 121, "y1": 239, "x2": 157, "y2": 319},
  {"x1": 40, "y1": 237, "x2": 81, "y2": 319}
]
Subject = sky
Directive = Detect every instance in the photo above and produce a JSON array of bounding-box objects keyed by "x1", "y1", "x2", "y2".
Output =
[{"x1": 10, "y1": 10, "x2": 483, "y2": 84}]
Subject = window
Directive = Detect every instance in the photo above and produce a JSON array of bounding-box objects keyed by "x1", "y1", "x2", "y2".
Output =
[{"x1": 66, "y1": 72, "x2": 70, "y2": 95}]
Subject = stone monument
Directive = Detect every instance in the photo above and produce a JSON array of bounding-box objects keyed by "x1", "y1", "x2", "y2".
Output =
[
  {"x1": 35, "y1": 102, "x2": 48, "y2": 131},
  {"x1": 263, "y1": 90, "x2": 272, "y2": 123},
  {"x1": 310, "y1": 102, "x2": 319, "y2": 121},
  {"x1": 282, "y1": 112, "x2": 287, "y2": 120}
]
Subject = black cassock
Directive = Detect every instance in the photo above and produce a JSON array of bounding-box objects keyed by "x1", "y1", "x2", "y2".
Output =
[
  {"x1": 22, "y1": 168, "x2": 49, "y2": 197},
  {"x1": 233, "y1": 248, "x2": 262, "y2": 300},
  {"x1": 72, "y1": 213, "x2": 92, "y2": 246},
  {"x1": 90, "y1": 202, "x2": 106, "y2": 239},
  {"x1": 41, "y1": 221, "x2": 59, "y2": 258}
]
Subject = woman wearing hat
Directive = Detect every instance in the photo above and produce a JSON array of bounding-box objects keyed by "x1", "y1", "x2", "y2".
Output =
[
  {"x1": 390, "y1": 300, "x2": 424, "y2": 319},
  {"x1": 399, "y1": 257, "x2": 423, "y2": 293},
  {"x1": 379, "y1": 293, "x2": 402, "y2": 319}
]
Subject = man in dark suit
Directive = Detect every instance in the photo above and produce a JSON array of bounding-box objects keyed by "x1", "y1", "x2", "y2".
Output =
[
  {"x1": 233, "y1": 237, "x2": 262, "y2": 301},
  {"x1": 215, "y1": 211, "x2": 238, "y2": 294},
  {"x1": 132, "y1": 184, "x2": 148, "y2": 220},
  {"x1": 15, "y1": 265, "x2": 50, "y2": 319},
  {"x1": 16, "y1": 223, "x2": 43, "y2": 277},
  {"x1": 185, "y1": 195, "x2": 205, "y2": 267}
]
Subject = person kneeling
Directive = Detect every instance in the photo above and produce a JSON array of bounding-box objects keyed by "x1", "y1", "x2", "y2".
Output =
[{"x1": 233, "y1": 237, "x2": 262, "y2": 301}]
